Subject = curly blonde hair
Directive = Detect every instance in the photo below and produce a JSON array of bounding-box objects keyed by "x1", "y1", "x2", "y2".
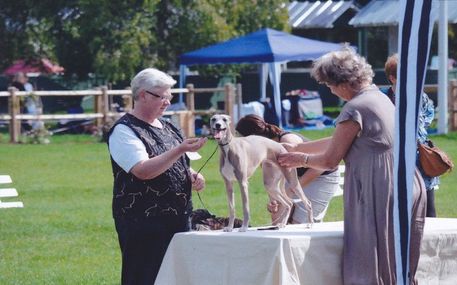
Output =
[{"x1": 311, "y1": 46, "x2": 374, "y2": 91}]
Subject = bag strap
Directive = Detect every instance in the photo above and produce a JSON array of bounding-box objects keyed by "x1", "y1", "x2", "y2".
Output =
[{"x1": 419, "y1": 139, "x2": 434, "y2": 148}]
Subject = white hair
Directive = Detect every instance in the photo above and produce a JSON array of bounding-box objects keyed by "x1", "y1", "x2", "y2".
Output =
[{"x1": 130, "y1": 68, "x2": 176, "y2": 100}]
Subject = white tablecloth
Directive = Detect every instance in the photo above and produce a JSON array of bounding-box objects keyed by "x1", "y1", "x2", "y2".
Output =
[{"x1": 155, "y1": 218, "x2": 457, "y2": 285}]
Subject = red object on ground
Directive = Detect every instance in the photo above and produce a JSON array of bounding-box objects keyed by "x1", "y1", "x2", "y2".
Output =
[{"x1": 2, "y1": 58, "x2": 64, "y2": 75}]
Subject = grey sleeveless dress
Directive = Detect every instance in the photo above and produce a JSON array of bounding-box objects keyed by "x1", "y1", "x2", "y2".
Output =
[{"x1": 335, "y1": 85, "x2": 426, "y2": 285}]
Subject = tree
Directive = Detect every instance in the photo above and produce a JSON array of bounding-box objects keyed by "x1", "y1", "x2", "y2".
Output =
[
  {"x1": 0, "y1": 0, "x2": 289, "y2": 82},
  {"x1": 50, "y1": 0, "x2": 159, "y2": 80},
  {"x1": 0, "y1": 1, "x2": 61, "y2": 69}
]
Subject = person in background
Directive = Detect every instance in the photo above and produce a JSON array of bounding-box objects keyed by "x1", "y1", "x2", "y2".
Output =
[
  {"x1": 21, "y1": 74, "x2": 44, "y2": 130},
  {"x1": 23, "y1": 74, "x2": 33, "y2": 92},
  {"x1": 385, "y1": 53, "x2": 439, "y2": 217},
  {"x1": 235, "y1": 114, "x2": 340, "y2": 224},
  {"x1": 277, "y1": 47, "x2": 426, "y2": 284},
  {"x1": 107, "y1": 68, "x2": 207, "y2": 285},
  {"x1": 10, "y1": 72, "x2": 26, "y2": 91},
  {"x1": 10, "y1": 72, "x2": 37, "y2": 131}
]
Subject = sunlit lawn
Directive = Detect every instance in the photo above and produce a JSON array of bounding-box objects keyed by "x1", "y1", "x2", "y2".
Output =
[{"x1": 0, "y1": 130, "x2": 456, "y2": 284}]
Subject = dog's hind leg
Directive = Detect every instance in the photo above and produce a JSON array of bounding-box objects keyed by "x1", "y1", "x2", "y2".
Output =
[
  {"x1": 223, "y1": 178, "x2": 236, "y2": 232},
  {"x1": 269, "y1": 191, "x2": 292, "y2": 227},
  {"x1": 283, "y1": 168, "x2": 314, "y2": 227},
  {"x1": 263, "y1": 163, "x2": 292, "y2": 227}
]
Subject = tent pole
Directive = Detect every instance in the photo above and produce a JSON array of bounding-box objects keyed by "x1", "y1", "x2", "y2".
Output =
[
  {"x1": 269, "y1": 63, "x2": 282, "y2": 128},
  {"x1": 438, "y1": 0, "x2": 448, "y2": 134},
  {"x1": 179, "y1": 65, "x2": 187, "y2": 104},
  {"x1": 260, "y1": 64, "x2": 268, "y2": 101}
]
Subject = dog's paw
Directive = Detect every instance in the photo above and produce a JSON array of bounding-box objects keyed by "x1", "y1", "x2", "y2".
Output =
[
  {"x1": 277, "y1": 223, "x2": 286, "y2": 229},
  {"x1": 238, "y1": 226, "x2": 248, "y2": 232},
  {"x1": 223, "y1": 226, "x2": 234, "y2": 232}
]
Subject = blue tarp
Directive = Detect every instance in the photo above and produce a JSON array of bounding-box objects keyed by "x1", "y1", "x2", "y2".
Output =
[
  {"x1": 180, "y1": 28, "x2": 343, "y2": 65},
  {"x1": 179, "y1": 28, "x2": 343, "y2": 127}
]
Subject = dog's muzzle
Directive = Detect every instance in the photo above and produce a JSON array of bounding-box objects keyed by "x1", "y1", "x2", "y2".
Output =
[{"x1": 212, "y1": 128, "x2": 226, "y2": 140}]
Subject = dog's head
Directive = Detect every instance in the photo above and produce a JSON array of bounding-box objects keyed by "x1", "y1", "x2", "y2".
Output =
[{"x1": 210, "y1": 114, "x2": 231, "y2": 143}]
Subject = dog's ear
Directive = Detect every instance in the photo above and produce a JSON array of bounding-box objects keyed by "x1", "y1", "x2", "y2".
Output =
[{"x1": 222, "y1": 114, "x2": 231, "y2": 123}]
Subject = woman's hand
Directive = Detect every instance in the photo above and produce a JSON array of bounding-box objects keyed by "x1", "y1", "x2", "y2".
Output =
[
  {"x1": 180, "y1": 137, "x2": 207, "y2": 153},
  {"x1": 267, "y1": 200, "x2": 279, "y2": 213},
  {"x1": 191, "y1": 172, "x2": 205, "y2": 192},
  {"x1": 278, "y1": 152, "x2": 307, "y2": 168}
]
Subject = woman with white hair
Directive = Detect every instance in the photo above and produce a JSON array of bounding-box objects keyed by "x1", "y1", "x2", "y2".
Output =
[
  {"x1": 107, "y1": 68, "x2": 207, "y2": 285},
  {"x1": 278, "y1": 48, "x2": 426, "y2": 284}
]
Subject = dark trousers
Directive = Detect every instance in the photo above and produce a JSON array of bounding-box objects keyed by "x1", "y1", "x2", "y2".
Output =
[
  {"x1": 426, "y1": 189, "x2": 436, "y2": 217},
  {"x1": 114, "y1": 215, "x2": 190, "y2": 285}
]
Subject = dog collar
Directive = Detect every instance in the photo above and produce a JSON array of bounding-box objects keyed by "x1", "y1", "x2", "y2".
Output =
[{"x1": 218, "y1": 138, "x2": 232, "y2": 147}]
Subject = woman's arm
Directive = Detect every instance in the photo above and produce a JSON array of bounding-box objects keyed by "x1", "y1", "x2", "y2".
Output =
[
  {"x1": 287, "y1": 137, "x2": 332, "y2": 154},
  {"x1": 279, "y1": 133, "x2": 304, "y2": 144},
  {"x1": 279, "y1": 121, "x2": 360, "y2": 171},
  {"x1": 131, "y1": 137, "x2": 207, "y2": 180},
  {"x1": 280, "y1": 133, "x2": 326, "y2": 187}
]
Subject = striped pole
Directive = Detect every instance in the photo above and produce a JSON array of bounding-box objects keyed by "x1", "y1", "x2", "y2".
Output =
[{"x1": 394, "y1": 0, "x2": 434, "y2": 284}]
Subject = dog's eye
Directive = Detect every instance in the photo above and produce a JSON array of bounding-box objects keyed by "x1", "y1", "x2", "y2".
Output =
[
  {"x1": 211, "y1": 118, "x2": 216, "y2": 122},
  {"x1": 223, "y1": 118, "x2": 227, "y2": 122}
]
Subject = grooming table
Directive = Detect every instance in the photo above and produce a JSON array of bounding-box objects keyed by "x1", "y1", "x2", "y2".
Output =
[{"x1": 155, "y1": 218, "x2": 457, "y2": 285}]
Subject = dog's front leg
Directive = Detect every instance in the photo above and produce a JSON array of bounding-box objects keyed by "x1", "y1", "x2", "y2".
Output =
[
  {"x1": 238, "y1": 179, "x2": 250, "y2": 232},
  {"x1": 223, "y1": 179, "x2": 236, "y2": 232}
]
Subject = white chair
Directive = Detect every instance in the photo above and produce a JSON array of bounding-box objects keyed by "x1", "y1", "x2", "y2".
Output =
[
  {"x1": 0, "y1": 188, "x2": 19, "y2": 198},
  {"x1": 0, "y1": 175, "x2": 24, "y2": 209},
  {"x1": 0, "y1": 175, "x2": 12, "y2": 184}
]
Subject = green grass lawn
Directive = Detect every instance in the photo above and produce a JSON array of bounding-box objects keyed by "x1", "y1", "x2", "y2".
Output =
[{"x1": 0, "y1": 130, "x2": 456, "y2": 284}]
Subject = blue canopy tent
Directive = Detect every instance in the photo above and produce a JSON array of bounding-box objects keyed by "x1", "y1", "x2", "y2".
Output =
[{"x1": 179, "y1": 28, "x2": 343, "y2": 127}]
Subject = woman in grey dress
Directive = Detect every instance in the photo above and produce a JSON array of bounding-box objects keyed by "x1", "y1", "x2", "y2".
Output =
[{"x1": 278, "y1": 47, "x2": 426, "y2": 285}]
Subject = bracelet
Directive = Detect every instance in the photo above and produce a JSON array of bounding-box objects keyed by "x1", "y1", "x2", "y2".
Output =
[{"x1": 303, "y1": 154, "x2": 309, "y2": 166}]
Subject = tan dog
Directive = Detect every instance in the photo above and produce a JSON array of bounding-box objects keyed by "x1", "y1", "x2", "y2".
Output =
[{"x1": 210, "y1": 114, "x2": 313, "y2": 232}]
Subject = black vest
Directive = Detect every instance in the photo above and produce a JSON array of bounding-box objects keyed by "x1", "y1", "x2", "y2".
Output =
[{"x1": 107, "y1": 113, "x2": 192, "y2": 220}]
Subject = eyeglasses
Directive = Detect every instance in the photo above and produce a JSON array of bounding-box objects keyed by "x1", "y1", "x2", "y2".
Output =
[{"x1": 144, "y1": 90, "x2": 174, "y2": 101}]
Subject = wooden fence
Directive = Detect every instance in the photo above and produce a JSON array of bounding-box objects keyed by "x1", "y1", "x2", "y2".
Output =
[
  {"x1": 0, "y1": 83, "x2": 242, "y2": 143},
  {"x1": 1, "y1": 80, "x2": 456, "y2": 143}
]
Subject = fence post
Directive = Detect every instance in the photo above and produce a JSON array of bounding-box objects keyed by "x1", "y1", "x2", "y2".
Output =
[
  {"x1": 449, "y1": 79, "x2": 457, "y2": 131},
  {"x1": 122, "y1": 89, "x2": 133, "y2": 112},
  {"x1": 186, "y1": 84, "x2": 195, "y2": 112},
  {"x1": 236, "y1": 83, "x2": 242, "y2": 123},
  {"x1": 224, "y1": 83, "x2": 235, "y2": 134},
  {"x1": 224, "y1": 83, "x2": 234, "y2": 117},
  {"x1": 185, "y1": 84, "x2": 195, "y2": 137},
  {"x1": 94, "y1": 88, "x2": 103, "y2": 128},
  {"x1": 8, "y1": 87, "x2": 20, "y2": 143},
  {"x1": 102, "y1": 86, "x2": 109, "y2": 125}
]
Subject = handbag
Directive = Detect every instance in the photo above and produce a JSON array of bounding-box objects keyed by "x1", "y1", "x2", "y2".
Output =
[{"x1": 418, "y1": 140, "x2": 454, "y2": 177}]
